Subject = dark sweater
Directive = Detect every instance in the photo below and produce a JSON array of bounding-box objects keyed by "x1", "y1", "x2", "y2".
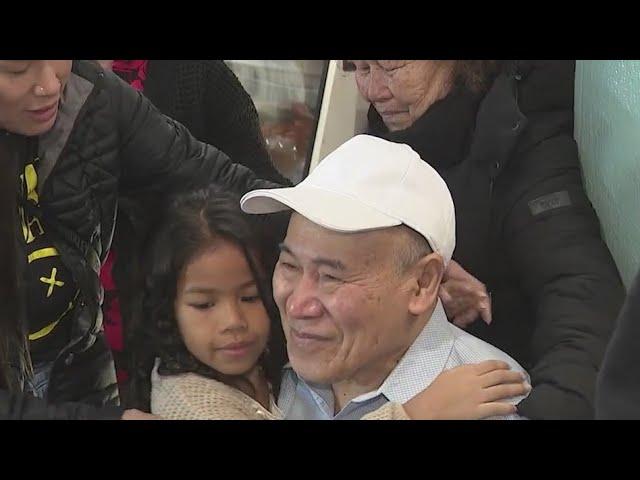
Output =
[{"x1": 142, "y1": 60, "x2": 288, "y2": 184}]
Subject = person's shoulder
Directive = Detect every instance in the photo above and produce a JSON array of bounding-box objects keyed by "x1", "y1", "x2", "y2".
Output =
[
  {"x1": 71, "y1": 60, "x2": 102, "y2": 82},
  {"x1": 71, "y1": 60, "x2": 136, "y2": 103},
  {"x1": 516, "y1": 60, "x2": 575, "y2": 114},
  {"x1": 450, "y1": 325, "x2": 528, "y2": 376},
  {"x1": 449, "y1": 327, "x2": 530, "y2": 409},
  {"x1": 152, "y1": 369, "x2": 277, "y2": 419},
  {"x1": 152, "y1": 367, "x2": 226, "y2": 394},
  {"x1": 152, "y1": 368, "x2": 232, "y2": 416}
]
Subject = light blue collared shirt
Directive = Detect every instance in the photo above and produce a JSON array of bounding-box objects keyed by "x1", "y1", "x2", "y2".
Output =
[{"x1": 278, "y1": 301, "x2": 529, "y2": 420}]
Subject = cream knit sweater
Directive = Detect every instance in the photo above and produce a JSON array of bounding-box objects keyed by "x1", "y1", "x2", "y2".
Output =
[{"x1": 151, "y1": 365, "x2": 409, "y2": 420}]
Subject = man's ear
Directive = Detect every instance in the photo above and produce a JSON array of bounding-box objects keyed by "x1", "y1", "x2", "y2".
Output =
[{"x1": 407, "y1": 253, "x2": 444, "y2": 316}]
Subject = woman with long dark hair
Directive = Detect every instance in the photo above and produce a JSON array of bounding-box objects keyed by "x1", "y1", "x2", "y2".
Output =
[{"x1": 0, "y1": 60, "x2": 279, "y2": 419}]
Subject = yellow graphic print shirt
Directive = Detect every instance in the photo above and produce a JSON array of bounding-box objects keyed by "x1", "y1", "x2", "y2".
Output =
[{"x1": 19, "y1": 154, "x2": 77, "y2": 363}]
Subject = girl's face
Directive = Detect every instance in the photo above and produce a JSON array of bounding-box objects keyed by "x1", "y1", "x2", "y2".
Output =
[
  {"x1": 174, "y1": 239, "x2": 271, "y2": 377},
  {"x1": 0, "y1": 60, "x2": 71, "y2": 136}
]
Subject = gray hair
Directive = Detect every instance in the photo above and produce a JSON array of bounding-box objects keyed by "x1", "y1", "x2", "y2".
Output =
[{"x1": 392, "y1": 225, "x2": 433, "y2": 274}]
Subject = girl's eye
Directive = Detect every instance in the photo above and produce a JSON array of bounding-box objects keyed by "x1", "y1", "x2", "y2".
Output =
[{"x1": 190, "y1": 302, "x2": 215, "y2": 310}]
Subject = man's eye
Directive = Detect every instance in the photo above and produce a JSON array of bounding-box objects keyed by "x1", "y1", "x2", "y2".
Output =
[
  {"x1": 383, "y1": 64, "x2": 402, "y2": 73},
  {"x1": 280, "y1": 261, "x2": 298, "y2": 270},
  {"x1": 321, "y1": 274, "x2": 341, "y2": 282}
]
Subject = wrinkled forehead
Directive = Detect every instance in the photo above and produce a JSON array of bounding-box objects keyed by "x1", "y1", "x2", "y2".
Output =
[{"x1": 343, "y1": 60, "x2": 419, "y2": 69}]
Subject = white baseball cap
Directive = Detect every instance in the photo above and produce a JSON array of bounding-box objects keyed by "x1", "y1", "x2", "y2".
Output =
[{"x1": 240, "y1": 134, "x2": 456, "y2": 264}]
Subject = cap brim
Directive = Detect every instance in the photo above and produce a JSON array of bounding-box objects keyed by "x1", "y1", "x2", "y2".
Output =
[{"x1": 241, "y1": 184, "x2": 402, "y2": 233}]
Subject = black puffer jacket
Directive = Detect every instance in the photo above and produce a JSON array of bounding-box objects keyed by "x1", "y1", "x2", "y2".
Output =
[
  {"x1": 596, "y1": 269, "x2": 640, "y2": 419},
  {"x1": 369, "y1": 60, "x2": 626, "y2": 419},
  {"x1": 0, "y1": 60, "x2": 278, "y2": 419}
]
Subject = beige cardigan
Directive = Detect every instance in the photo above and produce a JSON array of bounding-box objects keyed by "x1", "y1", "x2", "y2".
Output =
[{"x1": 151, "y1": 365, "x2": 409, "y2": 420}]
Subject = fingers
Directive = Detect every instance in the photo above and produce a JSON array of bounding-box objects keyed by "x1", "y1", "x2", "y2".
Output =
[
  {"x1": 477, "y1": 402, "x2": 518, "y2": 419},
  {"x1": 452, "y1": 309, "x2": 479, "y2": 329},
  {"x1": 479, "y1": 297, "x2": 492, "y2": 325},
  {"x1": 472, "y1": 360, "x2": 511, "y2": 375},
  {"x1": 441, "y1": 273, "x2": 491, "y2": 328},
  {"x1": 441, "y1": 279, "x2": 487, "y2": 307},
  {"x1": 444, "y1": 279, "x2": 477, "y2": 297},
  {"x1": 444, "y1": 259, "x2": 465, "y2": 280},
  {"x1": 441, "y1": 287, "x2": 469, "y2": 323},
  {"x1": 439, "y1": 286, "x2": 453, "y2": 306},
  {"x1": 480, "y1": 368, "x2": 527, "y2": 388},
  {"x1": 482, "y1": 382, "x2": 532, "y2": 403}
]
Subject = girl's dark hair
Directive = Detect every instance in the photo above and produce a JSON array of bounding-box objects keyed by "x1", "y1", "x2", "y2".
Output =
[
  {"x1": 0, "y1": 132, "x2": 31, "y2": 392},
  {"x1": 128, "y1": 185, "x2": 288, "y2": 410}
]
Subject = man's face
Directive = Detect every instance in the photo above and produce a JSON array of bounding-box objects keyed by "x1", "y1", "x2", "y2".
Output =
[{"x1": 273, "y1": 213, "x2": 437, "y2": 386}]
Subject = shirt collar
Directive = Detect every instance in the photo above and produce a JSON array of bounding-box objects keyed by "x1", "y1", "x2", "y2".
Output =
[{"x1": 355, "y1": 300, "x2": 454, "y2": 404}]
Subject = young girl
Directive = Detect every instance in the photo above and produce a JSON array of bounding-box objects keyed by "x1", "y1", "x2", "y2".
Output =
[
  {"x1": 96, "y1": 60, "x2": 288, "y2": 400},
  {"x1": 130, "y1": 186, "x2": 529, "y2": 420}
]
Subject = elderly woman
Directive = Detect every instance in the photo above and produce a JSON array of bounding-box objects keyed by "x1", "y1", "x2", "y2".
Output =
[{"x1": 349, "y1": 60, "x2": 625, "y2": 419}]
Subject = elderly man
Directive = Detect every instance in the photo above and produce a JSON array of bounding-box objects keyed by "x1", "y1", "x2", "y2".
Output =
[{"x1": 241, "y1": 135, "x2": 529, "y2": 420}]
